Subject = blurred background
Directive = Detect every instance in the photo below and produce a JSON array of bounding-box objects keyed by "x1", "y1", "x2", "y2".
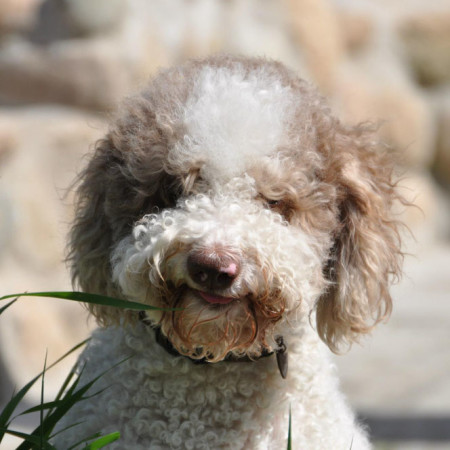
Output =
[{"x1": 0, "y1": 0, "x2": 449, "y2": 448}]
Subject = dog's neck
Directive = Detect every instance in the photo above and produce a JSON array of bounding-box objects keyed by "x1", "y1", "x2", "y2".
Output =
[{"x1": 138, "y1": 311, "x2": 288, "y2": 378}]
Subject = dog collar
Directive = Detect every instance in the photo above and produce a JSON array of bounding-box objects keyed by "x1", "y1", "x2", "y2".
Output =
[{"x1": 138, "y1": 311, "x2": 288, "y2": 378}]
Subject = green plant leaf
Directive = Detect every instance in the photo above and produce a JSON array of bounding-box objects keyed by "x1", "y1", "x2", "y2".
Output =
[
  {"x1": 17, "y1": 357, "x2": 129, "y2": 449},
  {"x1": 50, "y1": 420, "x2": 86, "y2": 442},
  {"x1": 82, "y1": 431, "x2": 121, "y2": 449},
  {"x1": 46, "y1": 369, "x2": 77, "y2": 421},
  {"x1": 0, "y1": 298, "x2": 17, "y2": 314},
  {"x1": 0, "y1": 291, "x2": 176, "y2": 311},
  {"x1": 0, "y1": 340, "x2": 88, "y2": 443},
  {"x1": 17, "y1": 400, "x2": 69, "y2": 416},
  {"x1": 0, "y1": 300, "x2": 128, "y2": 449},
  {"x1": 0, "y1": 372, "x2": 44, "y2": 442},
  {"x1": 0, "y1": 428, "x2": 56, "y2": 449},
  {"x1": 67, "y1": 432, "x2": 102, "y2": 450},
  {"x1": 40, "y1": 352, "x2": 48, "y2": 449},
  {"x1": 287, "y1": 404, "x2": 292, "y2": 450}
]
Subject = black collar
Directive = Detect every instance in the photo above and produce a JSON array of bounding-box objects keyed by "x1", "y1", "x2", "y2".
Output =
[{"x1": 138, "y1": 311, "x2": 288, "y2": 378}]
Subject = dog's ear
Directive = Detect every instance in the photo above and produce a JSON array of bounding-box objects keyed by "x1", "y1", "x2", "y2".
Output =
[
  {"x1": 316, "y1": 123, "x2": 403, "y2": 352},
  {"x1": 68, "y1": 105, "x2": 177, "y2": 325},
  {"x1": 68, "y1": 135, "x2": 125, "y2": 325}
]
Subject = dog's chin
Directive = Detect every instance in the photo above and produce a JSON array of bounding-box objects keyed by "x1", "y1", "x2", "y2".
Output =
[{"x1": 156, "y1": 286, "x2": 285, "y2": 363}]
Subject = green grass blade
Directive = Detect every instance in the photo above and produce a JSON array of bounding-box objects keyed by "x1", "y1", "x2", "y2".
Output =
[
  {"x1": 44, "y1": 343, "x2": 90, "y2": 420},
  {"x1": 47, "y1": 339, "x2": 89, "y2": 372},
  {"x1": 0, "y1": 428, "x2": 56, "y2": 449},
  {"x1": 83, "y1": 431, "x2": 121, "y2": 449},
  {"x1": 20, "y1": 357, "x2": 129, "y2": 449},
  {"x1": 40, "y1": 352, "x2": 48, "y2": 449},
  {"x1": 16, "y1": 387, "x2": 88, "y2": 450},
  {"x1": 1, "y1": 339, "x2": 88, "y2": 442},
  {"x1": 0, "y1": 291, "x2": 176, "y2": 311},
  {"x1": 45, "y1": 369, "x2": 77, "y2": 420},
  {"x1": 0, "y1": 298, "x2": 17, "y2": 314},
  {"x1": 67, "y1": 432, "x2": 102, "y2": 450},
  {"x1": 17, "y1": 400, "x2": 68, "y2": 416},
  {"x1": 50, "y1": 420, "x2": 86, "y2": 442},
  {"x1": 287, "y1": 404, "x2": 292, "y2": 450},
  {"x1": 67, "y1": 430, "x2": 119, "y2": 450},
  {"x1": 0, "y1": 372, "x2": 43, "y2": 442}
]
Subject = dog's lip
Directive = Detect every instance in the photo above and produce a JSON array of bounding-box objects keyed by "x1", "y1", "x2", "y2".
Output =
[{"x1": 196, "y1": 290, "x2": 235, "y2": 305}]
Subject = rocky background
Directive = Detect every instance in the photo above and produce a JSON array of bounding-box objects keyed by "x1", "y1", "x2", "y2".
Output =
[{"x1": 0, "y1": 0, "x2": 449, "y2": 448}]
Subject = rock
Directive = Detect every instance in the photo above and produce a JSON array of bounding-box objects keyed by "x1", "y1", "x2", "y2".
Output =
[
  {"x1": 395, "y1": 171, "x2": 449, "y2": 249},
  {"x1": 0, "y1": 118, "x2": 18, "y2": 255},
  {"x1": 398, "y1": 11, "x2": 450, "y2": 86},
  {"x1": 0, "y1": 297, "x2": 93, "y2": 402},
  {"x1": 0, "y1": 39, "x2": 132, "y2": 110},
  {"x1": 0, "y1": 193, "x2": 14, "y2": 256},
  {"x1": 336, "y1": 241, "x2": 450, "y2": 415},
  {"x1": 374, "y1": 83, "x2": 435, "y2": 169},
  {"x1": 27, "y1": 0, "x2": 126, "y2": 44},
  {"x1": 333, "y1": 59, "x2": 435, "y2": 170},
  {"x1": 0, "y1": 106, "x2": 104, "y2": 402},
  {"x1": 0, "y1": 106, "x2": 106, "y2": 269},
  {"x1": 215, "y1": 0, "x2": 306, "y2": 75},
  {"x1": 27, "y1": 0, "x2": 74, "y2": 44},
  {"x1": 0, "y1": 116, "x2": 17, "y2": 162},
  {"x1": 336, "y1": 10, "x2": 374, "y2": 53},
  {"x1": 64, "y1": 0, "x2": 127, "y2": 36},
  {"x1": 0, "y1": 0, "x2": 312, "y2": 110},
  {"x1": 329, "y1": 1, "x2": 436, "y2": 170},
  {"x1": 330, "y1": 0, "x2": 382, "y2": 54},
  {"x1": 0, "y1": 0, "x2": 172, "y2": 110},
  {"x1": 285, "y1": 0, "x2": 345, "y2": 92},
  {"x1": 428, "y1": 86, "x2": 450, "y2": 189},
  {"x1": 0, "y1": 0, "x2": 449, "y2": 421},
  {"x1": 0, "y1": 0, "x2": 41, "y2": 35}
]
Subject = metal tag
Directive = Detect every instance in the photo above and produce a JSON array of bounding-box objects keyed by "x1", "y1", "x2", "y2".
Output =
[{"x1": 275, "y1": 336, "x2": 288, "y2": 379}]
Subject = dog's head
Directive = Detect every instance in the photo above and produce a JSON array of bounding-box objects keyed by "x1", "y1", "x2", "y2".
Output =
[{"x1": 69, "y1": 56, "x2": 402, "y2": 361}]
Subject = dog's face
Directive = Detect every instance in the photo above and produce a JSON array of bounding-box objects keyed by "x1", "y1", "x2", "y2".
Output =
[{"x1": 69, "y1": 56, "x2": 402, "y2": 360}]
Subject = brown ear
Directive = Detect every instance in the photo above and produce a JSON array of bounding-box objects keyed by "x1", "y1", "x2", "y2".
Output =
[
  {"x1": 316, "y1": 123, "x2": 403, "y2": 352},
  {"x1": 68, "y1": 105, "x2": 178, "y2": 325},
  {"x1": 68, "y1": 135, "x2": 134, "y2": 325}
]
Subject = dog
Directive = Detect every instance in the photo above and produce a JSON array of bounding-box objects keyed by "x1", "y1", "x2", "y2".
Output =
[{"x1": 55, "y1": 55, "x2": 403, "y2": 449}]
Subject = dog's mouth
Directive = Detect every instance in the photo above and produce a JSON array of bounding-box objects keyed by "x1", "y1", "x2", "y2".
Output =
[
  {"x1": 151, "y1": 278, "x2": 288, "y2": 363},
  {"x1": 195, "y1": 289, "x2": 236, "y2": 305}
]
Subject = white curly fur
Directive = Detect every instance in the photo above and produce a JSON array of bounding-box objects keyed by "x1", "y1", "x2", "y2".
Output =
[
  {"x1": 55, "y1": 55, "x2": 404, "y2": 449},
  {"x1": 55, "y1": 324, "x2": 368, "y2": 449},
  {"x1": 170, "y1": 66, "x2": 297, "y2": 181},
  {"x1": 111, "y1": 178, "x2": 326, "y2": 361}
]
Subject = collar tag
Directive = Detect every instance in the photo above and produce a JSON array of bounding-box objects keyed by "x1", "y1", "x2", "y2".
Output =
[{"x1": 275, "y1": 335, "x2": 288, "y2": 379}]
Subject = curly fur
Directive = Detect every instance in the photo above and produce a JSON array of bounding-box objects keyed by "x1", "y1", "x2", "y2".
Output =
[{"x1": 58, "y1": 55, "x2": 403, "y2": 449}]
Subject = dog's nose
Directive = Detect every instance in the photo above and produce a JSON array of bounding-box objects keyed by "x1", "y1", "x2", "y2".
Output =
[{"x1": 187, "y1": 249, "x2": 241, "y2": 291}]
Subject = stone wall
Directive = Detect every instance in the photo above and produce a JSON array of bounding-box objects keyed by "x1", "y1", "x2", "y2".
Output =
[{"x1": 0, "y1": 0, "x2": 449, "y2": 413}]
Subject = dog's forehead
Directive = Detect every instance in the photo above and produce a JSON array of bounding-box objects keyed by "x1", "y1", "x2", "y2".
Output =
[{"x1": 169, "y1": 66, "x2": 297, "y2": 182}]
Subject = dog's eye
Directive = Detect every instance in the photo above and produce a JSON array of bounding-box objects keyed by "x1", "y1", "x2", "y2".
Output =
[
  {"x1": 264, "y1": 198, "x2": 286, "y2": 213},
  {"x1": 266, "y1": 199, "x2": 280, "y2": 208},
  {"x1": 262, "y1": 196, "x2": 295, "y2": 221}
]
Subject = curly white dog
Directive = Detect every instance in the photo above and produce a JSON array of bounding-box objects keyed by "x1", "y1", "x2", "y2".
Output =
[{"x1": 55, "y1": 55, "x2": 403, "y2": 449}]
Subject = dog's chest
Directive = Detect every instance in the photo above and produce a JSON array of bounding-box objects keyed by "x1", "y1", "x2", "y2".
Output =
[{"x1": 80, "y1": 325, "x2": 294, "y2": 448}]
